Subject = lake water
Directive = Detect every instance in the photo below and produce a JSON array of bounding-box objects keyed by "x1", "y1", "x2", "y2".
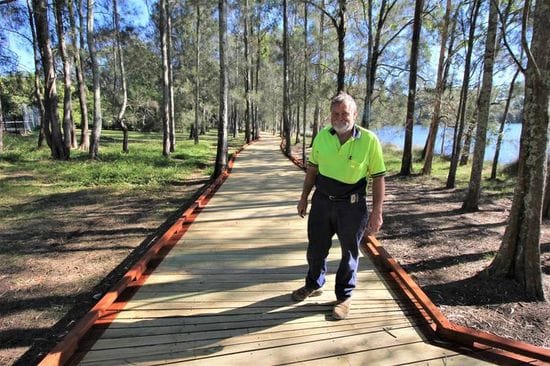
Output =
[{"x1": 371, "y1": 124, "x2": 524, "y2": 164}]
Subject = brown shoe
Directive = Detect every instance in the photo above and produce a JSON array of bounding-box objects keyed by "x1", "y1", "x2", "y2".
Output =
[
  {"x1": 291, "y1": 286, "x2": 323, "y2": 302},
  {"x1": 332, "y1": 298, "x2": 351, "y2": 320}
]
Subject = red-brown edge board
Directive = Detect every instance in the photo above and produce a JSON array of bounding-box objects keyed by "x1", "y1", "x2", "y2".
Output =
[
  {"x1": 37, "y1": 140, "x2": 257, "y2": 366},
  {"x1": 282, "y1": 142, "x2": 550, "y2": 365}
]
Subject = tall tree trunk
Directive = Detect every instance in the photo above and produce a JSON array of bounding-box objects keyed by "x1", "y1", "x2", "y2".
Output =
[
  {"x1": 361, "y1": 0, "x2": 379, "y2": 128},
  {"x1": 26, "y1": 0, "x2": 47, "y2": 149},
  {"x1": 87, "y1": 0, "x2": 102, "y2": 159},
  {"x1": 33, "y1": 0, "x2": 68, "y2": 160},
  {"x1": 422, "y1": 0, "x2": 451, "y2": 175},
  {"x1": 113, "y1": 0, "x2": 128, "y2": 152},
  {"x1": 484, "y1": 0, "x2": 549, "y2": 301},
  {"x1": 0, "y1": 98, "x2": 3, "y2": 152},
  {"x1": 336, "y1": 0, "x2": 347, "y2": 93},
  {"x1": 302, "y1": 1, "x2": 308, "y2": 165},
  {"x1": 446, "y1": 0, "x2": 481, "y2": 188},
  {"x1": 167, "y1": 0, "x2": 175, "y2": 151},
  {"x1": 254, "y1": 16, "x2": 261, "y2": 140},
  {"x1": 283, "y1": 0, "x2": 291, "y2": 155},
  {"x1": 194, "y1": 2, "x2": 200, "y2": 145},
  {"x1": 463, "y1": 0, "x2": 499, "y2": 211},
  {"x1": 160, "y1": 0, "x2": 170, "y2": 156},
  {"x1": 491, "y1": 68, "x2": 519, "y2": 180},
  {"x1": 543, "y1": 165, "x2": 550, "y2": 219},
  {"x1": 214, "y1": 0, "x2": 229, "y2": 178},
  {"x1": 54, "y1": 0, "x2": 73, "y2": 156},
  {"x1": 311, "y1": 0, "x2": 325, "y2": 144},
  {"x1": 74, "y1": 0, "x2": 89, "y2": 150},
  {"x1": 400, "y1": 0, "x2": 423, "y2": 176},
  {"x1": 244, "y1": 0, "x2": 251, "y2": 143}
]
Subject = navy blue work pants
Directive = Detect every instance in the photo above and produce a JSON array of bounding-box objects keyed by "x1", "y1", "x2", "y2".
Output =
[{"x1": 305, "y1": 190, "x2": 369, "y2": 300}]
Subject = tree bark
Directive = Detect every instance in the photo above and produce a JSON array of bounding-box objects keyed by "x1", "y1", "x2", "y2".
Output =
[
  {"x1": 462, "y1": 0, "x2": 499, "y2": 211},
  {"x1": 446, "y1": 0, "x2": 481, "y2": 188},
  {"x1": 214, "y1": 0, "x2": 229, "y2": 178},
  {"x1": 244, "y1": 0, "x2": 251, "y2": 143},
  {"x1": 400, "y1": 0, "x2": 423, "y2": 176},
  {"x1": 74, "y1": 0, "x2": 89, "y2": 150},
  {"x1": 113, "y1": 0, "x2": 128, "y2": 152},
  {"x1": 422, "y1": 0, "x2": 451, "y2": 175},
  {"x1": 87, "y1": 0, "x2": 102, "y2": 159},
  {"x1": 167, "y1": 0, "x2": 175, "y2": 151},
  {"x1": 0, "y1": 97, "x2": 3, "y2": 153},
  {"x1": 311, "y1": 0, "x2": 325, "y2": 145},
  {"x1": 33, "y1": 0, "x2": 68, "y2": 160},
  {"x1": 491, "y1": 68, "x2": 519, "y2": 180},
  {"x1": 336, "y1": 0, "x2": 347, "y2": 93},
  {"x1": 302, "y1": 2, "x2": 308, "y2": 165},
  {"x1": 484, "y1": 0, "x2": 549, "y2": 301},
  {"x1": 194, "y1": 2, "x2": 200, "y2": 145},
  {"x1": 26, "y1": 0, "x2": 47, "y2": 149},
  {"x1": 283, "y1": 0, "x2": 291, "y2": 155},
  {"x1": 54, "y1": 0, "x2": 73, "y2": 155},
  {"x1": 160, "y1": 0, "x2": 170, "y2": 156}
]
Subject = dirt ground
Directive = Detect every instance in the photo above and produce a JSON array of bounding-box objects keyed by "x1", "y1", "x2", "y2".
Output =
[
  {"x1": 379, "y1": 174, "x2": 550, "y2": 349},
  {"x1": 0, "y1": 176, "x2": 210, "y2": 366},
  {"x1": 1, "y1": 153, "x2": 549, "y2": 365}
]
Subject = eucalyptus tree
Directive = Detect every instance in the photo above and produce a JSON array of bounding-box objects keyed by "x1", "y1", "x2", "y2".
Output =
[
  {"x1": 68, "y1": 0, "x2": 89, "y2": 150},
  {"x1": 446, "y1": 0, "x2": 481, "y2": 188},
  {"x1": 214, "y1": 0, "x2": 229, "y2": 178},
  {"x1": 358, "y1": 0, "x2": 414, "y2": 128},
  {"x1": 87, "y1": 0, "x2": 103, "y2": 159},
  {"x1": 243, "y1": 0, "x2": 251, "y2": 143},
  {"x1": 422, "y1": 0, "x2": 451, "y2": 175},
  {"x1": 399, "y1": 0, "x2": 423, "y2": 176},
  {"x1": 159, "y1": 0, "x2": 171, "y2": 156},
  {"x1": 283, "y1": 0, "x2": 291, "y2": 155},
  {"x1": 113, "y1": 0, "x2": 129, "y2": 152},
  {"x1": 484, "y1": 0, "x2": 549, "y2": 300},
  {"x1": 194, "y1": 1, "x2": 201, "y2": 145},
  {"x1": 25, "y1": 0, "x2": 46, "y2": 148},
  {"x1": 33, "y1": 0, "x2": 68, "y2": 159},
  {"x1": 54, "y1": 0, "x2": 74, "y2": 152},
  {"x1": 0, "y1": 97, "x2": 3, "y2": 152},
  {"x1": 302, "y1": 1, "x2": 308, "y2": 165},
  {"x1": 462, "y1": 0, "x2": 500, "y2": 211},
  {"x1": 167, "y1": 0, "x2": 175, "y2": 150}
]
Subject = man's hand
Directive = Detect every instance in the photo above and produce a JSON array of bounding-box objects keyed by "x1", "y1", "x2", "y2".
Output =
[
  {"x1": 366, "y1": 209, "x2": 383, "y2": 235},
  {"x1": 297, "y1": 197, "x2": 308, "y2": 218}
]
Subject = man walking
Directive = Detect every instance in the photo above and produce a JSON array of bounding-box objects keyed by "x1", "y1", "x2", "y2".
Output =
[{"x1": 293, "y1": 92, "x2": 386, "y2": 320}]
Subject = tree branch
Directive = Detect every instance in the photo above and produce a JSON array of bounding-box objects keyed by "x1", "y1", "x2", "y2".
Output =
[
  {"x1": 379, "y1": 18, "x2": 414, "y2": 55},
  {"x1": 521, "y1": 0, "x2": 539, "y2": 77},
  {"x1": 304, "y1": 0, "x2": 337, "y2": 28},
  {"x1": 495, "y1": 0, "x2": 525, "y2": 73}
]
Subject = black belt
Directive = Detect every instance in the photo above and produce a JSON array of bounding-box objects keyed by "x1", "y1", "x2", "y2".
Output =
[{"x1": 321, "y1": 192, "x2": 364, "y2": 203}]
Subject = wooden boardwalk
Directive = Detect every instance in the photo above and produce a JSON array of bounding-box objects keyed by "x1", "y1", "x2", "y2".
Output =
[{"x1": 74, "y1": 136, "x2": 496, "y2": 365}]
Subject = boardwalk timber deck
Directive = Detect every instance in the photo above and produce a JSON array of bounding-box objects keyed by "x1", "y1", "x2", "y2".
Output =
[{"x1": 73, "y1": 136, "x2": 496, "y2": 365}]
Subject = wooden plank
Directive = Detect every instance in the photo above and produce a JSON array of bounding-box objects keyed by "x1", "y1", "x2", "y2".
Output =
[
  {"x1": 139, "y1": 271, "x2": 387, "y2": 284},
  {"x1": 90, "y1": 316, "x2": 424, "y2": 350},
  {"x1": 79, "y1": 326, "x2": 450, "y2": 365}
]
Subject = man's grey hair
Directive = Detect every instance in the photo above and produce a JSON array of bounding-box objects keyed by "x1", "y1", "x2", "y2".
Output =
[{"x1": 331, "y1": 92, "x2": 357, "y2": 112}]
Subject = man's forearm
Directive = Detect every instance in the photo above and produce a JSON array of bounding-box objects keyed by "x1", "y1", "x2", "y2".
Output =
[
  {"x1": 301, "y1": 165, "x2": 318, "y2": 200},
  {"x1": 371, "y1": 176, "x2": 385, "y2": 213}
]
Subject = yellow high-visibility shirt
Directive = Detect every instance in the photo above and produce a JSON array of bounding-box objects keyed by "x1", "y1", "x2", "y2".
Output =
[{"x1": 309, "y1": 125, "x2": 386, "y2": 185}]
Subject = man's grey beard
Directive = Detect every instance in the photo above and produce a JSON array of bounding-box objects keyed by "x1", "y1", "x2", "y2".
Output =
[{"x1": 333, "y1": 123, "x2": 353, "y2": 135}]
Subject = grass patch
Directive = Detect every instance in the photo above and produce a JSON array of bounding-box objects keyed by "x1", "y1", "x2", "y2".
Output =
[
  {"x1": 0, "y1": 129, "x2": 244, "y2": 217},
  {"x1": 382, "y1": 144, "x2": 516, "y2": 197}
]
